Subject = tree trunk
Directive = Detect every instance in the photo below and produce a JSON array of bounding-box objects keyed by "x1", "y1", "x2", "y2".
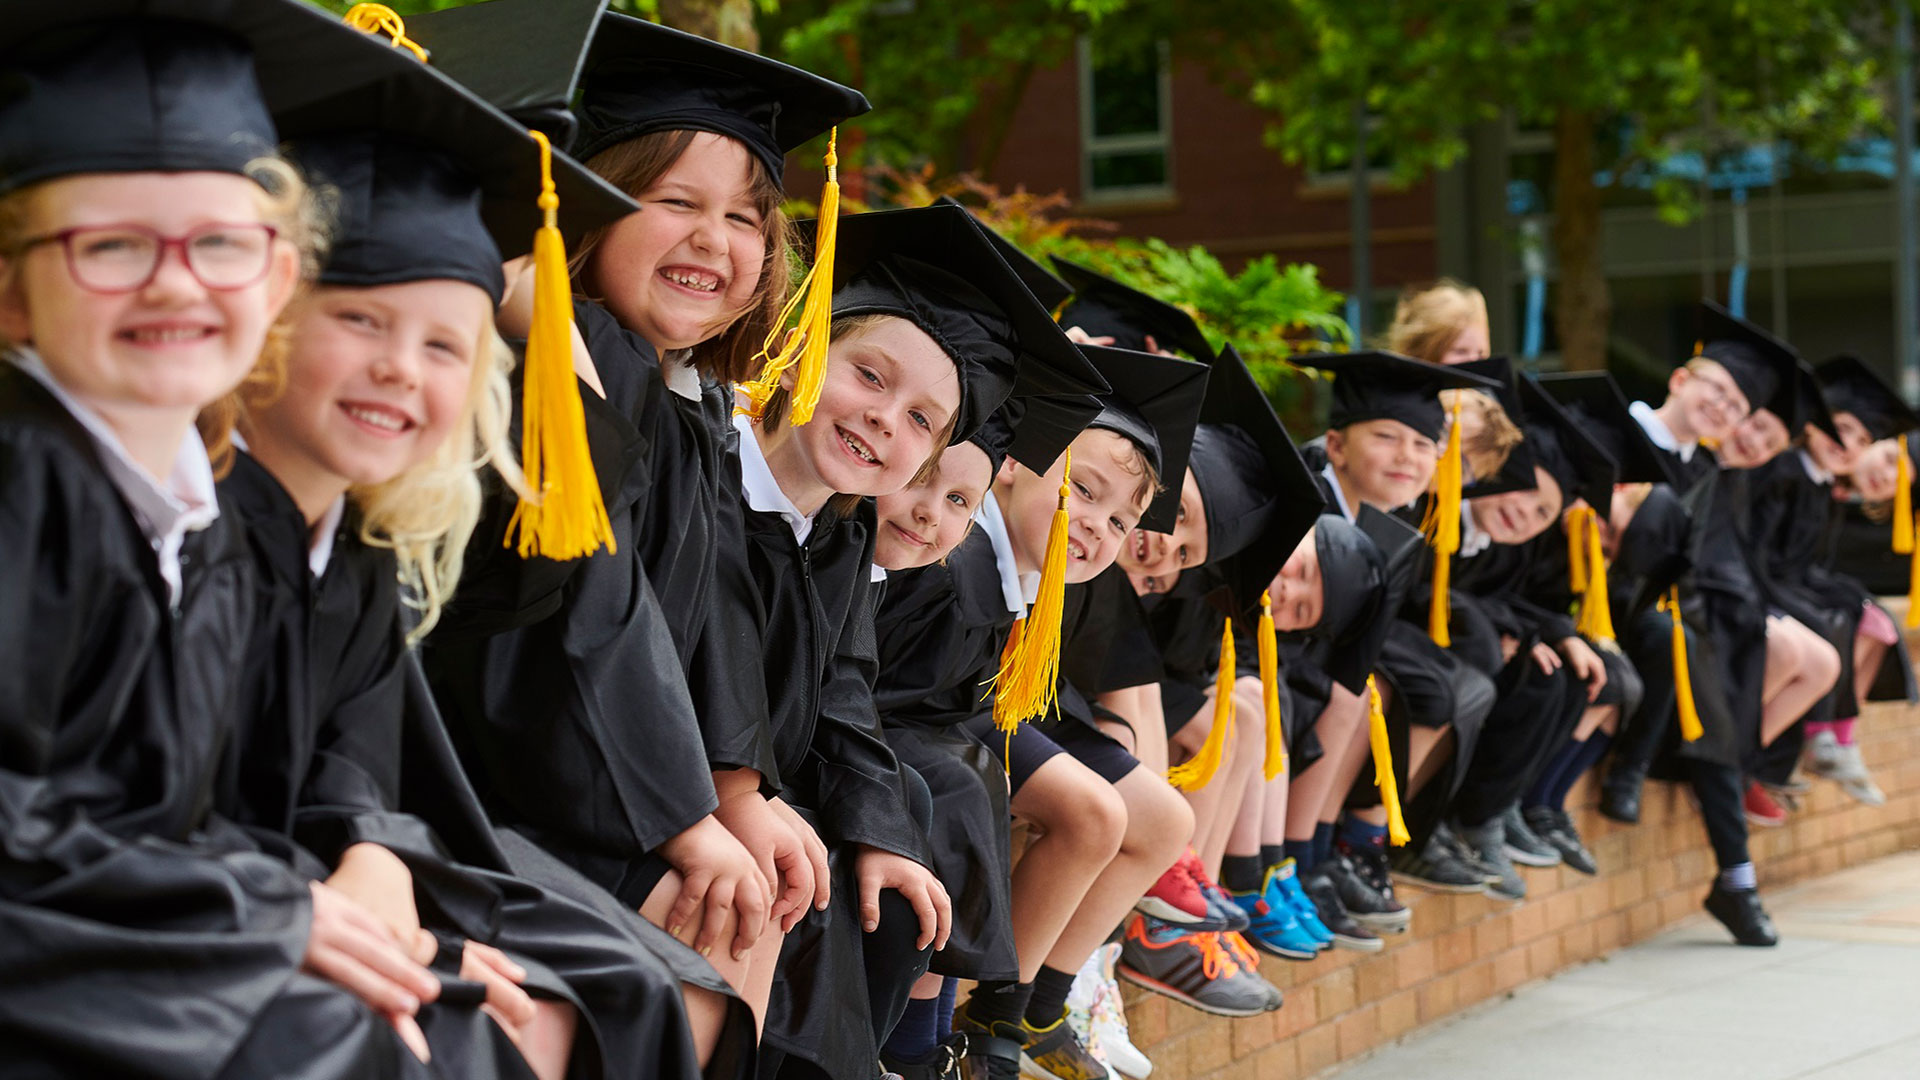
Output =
[
  {"x1": 656, "y1": 0, "x2": 758, "y2": 51},
  {"x1": 1550, "y1": 108, "x2": 1611, "y2": 371}
]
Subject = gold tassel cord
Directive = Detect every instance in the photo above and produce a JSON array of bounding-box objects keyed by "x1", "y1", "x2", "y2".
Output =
[
  {"x1": 1579, "y1": 511, "x2": 1617, "y2": 643},
  {"x1": 342, "y1": 3, "x2": 430, "y2": 61},
  {"x1": 740, "y1": 130, "x2": 840, "y2": 424},
  {"x1": 1896, "y1": 435, "x2": 1912, "y2": 555},
  {"x1": 1660, "y1": 586, "x2": 1703, "y2": 742},
  {"x1": 1366, "y1": 675, "x2": 1410, "y2": 846},
  {"x1": 1424, "y1": 396, "x2": 1463, "y2": 646},
  {"x1": 504, "y1": 131, "x2": 616, "y2": 561},
  {"x1": 1907, "y1": 521, "x2": 1920, "y2": 630},
  {"x1": 1259, "y1": 591, "x2": 1287, "y2": 781},
  {"x1": 1566, "y1": 506, "x2": 1590, "y2": 595},
  {"x1": 1168, "y1": 618, "x2": 1236, "y2": 791},
  {"x1": 992, "y1": 451, "x2": 1071, "y2": 730}
]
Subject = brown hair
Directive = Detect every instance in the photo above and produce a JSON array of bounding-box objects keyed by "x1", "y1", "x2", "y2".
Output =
[
  {"x1": 1444, "y1": 387, "x2": 1524, "y2": 483},
  {"x1": 572, "y1": 129, "x2": 792, "y2": 385},
  {"x1": 1385, "y1": 278, "x2": 1489, "y2": 366}
]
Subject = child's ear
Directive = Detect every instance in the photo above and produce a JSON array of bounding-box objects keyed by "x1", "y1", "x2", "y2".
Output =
[
  {"x1": 1667, "y1": 365, "x2": 1690, "y2": 397},
  {"x1": 0, "y1": 269, "x2": 30, "y2": 344},
  {"x1": 1324, "y1": 427, "x2": 1346, "y2": 468},
  {"x1": 995, "y1": 457, "x2": 1021, "y2": 485}
]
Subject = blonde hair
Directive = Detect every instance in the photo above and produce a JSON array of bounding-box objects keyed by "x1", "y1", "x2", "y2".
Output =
[
  {"x1": 1444, "y1": 388, "x2": 1524, "y2": 483},
  {"x1": 1386, "y1": 278, "x2": 1489, "y2": 366}
]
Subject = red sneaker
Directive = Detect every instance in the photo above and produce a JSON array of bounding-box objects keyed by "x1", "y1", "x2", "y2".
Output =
[
  {"x1": 1136, "y1": 850, "x2": 1210, "y2": 924},
  {"x1": 1743, "y1": 781, "x2": 1787, "y2": 828}
]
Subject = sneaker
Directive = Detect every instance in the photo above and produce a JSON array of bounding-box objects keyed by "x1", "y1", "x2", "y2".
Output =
[
  {"x1": 1019, "y1": 1008, "x2": 1113, "y2": 1080},
  {"x1": 1453, "y1": 818, "x2": 1525, "y2": 901},
  {"x1": 1323, "y1": 851, "x2": 1412, "y2": 933},
  {"x1": 1825, "y1": 742, "x2": 1888, "y2": 807},
  {"x1": 1220, "y1": 932, "x2": 1284, "y2": 1010},
  {"x1": 1391, "y1": 831, "x2": 1491, "y2": 894},
  {"x1": 1301, "y1": 867, "x2": 1384, "y2": 952},
  {"x1": 1267, "y1": 859, "x2": 1335, "y2": 946},
  {"x1": 954, "y1": 1005, "x2": 1025, "y2": 1080},
  {"x1": 1195, "y1": 871, "x2": 1251, "y2": 934},
  {"x1": 1743, "y1": 780, "x2": 1788, "y2": 828},
  {"x1": 1839, "y1": 774, "x2": 1888, "y2": 807},
  {"x1": 1116, "y1": 915, "x2": 1277, "y2": 1018},
  {"x1": 1500, "y1": 803, "x2": 1562, "y2": 868},
  {"x1": 1525, "y1": 806, "x2": 1597, "y2": 876},
  {"x1": 1801, "y1": 730, "x2": 1857, "y2": 780},
  {"x1": 1228, "y1": 864, "x2": 1321, "y2": 960},
  {"x1": 1134, "y1": 851, "x2": 1211, "y2": 926},
  {"x1": 882, "y1": 1034, "x2": 968, "y2": 1080},
  {"x1": 1067, "y1": 944, "x2": 1152, "y2": 1080},
  {"x1": 1599, "y1": 762, "x2": 1646, "y2": 824},
  {"x1": 1434, "y1": 821, "x2": 1502, "y2": 883},
  {"x1": 1338, "y1": 840, "x2": 1415, "y2": 921},
  {"x1": 1703, "y1": 885, "x2": 1779, "y2": 947}
]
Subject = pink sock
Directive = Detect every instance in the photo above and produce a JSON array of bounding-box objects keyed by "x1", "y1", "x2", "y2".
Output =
[
  {"x1": 1833, "y1": 719, "x2": 1857, "y2": 746},
  {"x1": 1805, "y1": 720, "x2": 1835, "y2": 739}
]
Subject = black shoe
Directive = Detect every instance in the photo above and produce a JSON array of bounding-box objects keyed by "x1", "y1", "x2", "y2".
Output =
[
  {"x1": 1392, "y1": 832, "x2": 1491, "y2": 894},
  {"x1": 881, "y1": 1034, "x2": 967, "y2": 1080},
  {"x1": 1500, "y1": 803, "x2": 1562, "y2": 868},
  {"x1": 1453, "y1": 818, "x2": 1525, "y2": 901},
  {"x1": 1301, "y1": 867, "x2": 1383, "y2": 952},
  {"x1": 1599, "y1": 764, "x2": 1646, "y2": 824},
  {"x1": 1324, "y1": 851, "x2": 1412, "y2": 933},
  {"x1": 1704, "y1": 885, "x2": 1779, "y2": 947},
  {"x1": 952, "y1": 1007, "x2": 1025, "y2": 1080},
  {"x1": 1527, "y1": 807, "x2": 1597, "y2": 875}
]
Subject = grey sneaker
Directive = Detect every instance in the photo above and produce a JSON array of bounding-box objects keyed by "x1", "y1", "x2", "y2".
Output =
[
  {"x1": 1802, "y1": 730, "x2": 1860, "y2": 780},
  {"x1": 1117, "y1": 915, "x2": 1278, "y2": 1018},
  {"x1": 1501, "y1": 803, "x2": 1563, "y2": 868},
  {"x1": 1391, "y1": 831, "x2": 1491, "y2": 894},
  {"x1": 1526, "y1": 806, "x2": 1597, "y2": 875},
  {"x1": 1454, "y1": 818, "x2": 1525, "y2": 901},
  {"x1": 1324, "y1": 850, "x2": 1412, "y2": 933}
]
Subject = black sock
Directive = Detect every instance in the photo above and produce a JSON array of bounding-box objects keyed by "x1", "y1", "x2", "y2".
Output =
[
  {"x1": 1548, "y1": 732, "x2": 1614, "y2": 808},
  {"x1": 1524, "y1": 738, "x2": 1584, "y2": 809},
  {"x1": 937, "y1": 976, "x2": 957, "y2": 1038},
  {"x1": 965, "y1": 979, "x2": 1033, "y2": 1029},
  {"x1": 1259, "y1": 843, "x2": 1286, "y2": 870},
  {"x1": 1024, "y1": 966, "x2": 1077, "y2": 1029},
  {"x1": 1221, "y1": 853, "x2": 1264, "y2": 893},
  {"x1": 883, "y1": 991, "x2": 945, "y2": 1064},
  {"x1": 1313, "y1": 822, "x2": 1335, "y2": 867},
  {"x1": 1284, "y1": 838, "x2": 1316, "y2": 871}
]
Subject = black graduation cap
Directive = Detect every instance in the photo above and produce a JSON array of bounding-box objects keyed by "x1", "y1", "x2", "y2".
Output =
[
  {"x1": 819, "y1": 203, "x2": 1104, "y2": 454},
  {"x1": 287, "y1": 37, "x2": 637, "y2": 302},
  {"x1": 1794, "y1": 362, "x2": 1841, "y2": 443},
  {"x1": 1310, "y1": 506, "x2": 1422, "y2": 693},
  {"x1": 1536, "y1": 372, "x2": 1681, "y2": 488},
  {"x1": 1454, "y1": 356, "x2": 1537, "y2": 498},
  {"x1": 1077, "y1": 344, "x2": 1210, "y2": 533},
  {"x1": 1516, "y1": 374, "x2": 1617, "y2": 513},
  {"x1": 404, "y1": 0, "x2": 608, "y2": 148},
  {"x1": 1695, "y1": 301, "x2": 1800, "y2": 426},
  {"x1": 1191, "y1": 344, "x2": 1326, "y2": 619},
  {"x1": 1051, "y1": 256, "x2": 1215, "y2": 361},
  {"x1": 933, "y1": 196, "x2": 1072, "y2": 311},
  {"x1": 1291, "y1": 350, "x2": 1500, "y2": 443},
  {"x1": 1816, "y1": 355, "x2": 1920, "y2": 442}
]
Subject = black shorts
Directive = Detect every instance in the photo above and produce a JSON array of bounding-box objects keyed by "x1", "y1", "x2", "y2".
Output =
[{"x1": 966, "y1": 712, "x2": 1141, "y2": 794}]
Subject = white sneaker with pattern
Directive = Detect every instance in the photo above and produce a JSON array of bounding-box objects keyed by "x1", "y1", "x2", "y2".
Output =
[{"x1": 1066, "y1": 943, "x2": 1151, "y2": 1079}]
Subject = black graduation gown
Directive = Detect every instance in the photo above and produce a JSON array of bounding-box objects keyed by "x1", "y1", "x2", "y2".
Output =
[
  {"x1": 727, "y1": 495, "x2": 931, "y2": 1079},
  {"x1": 872, "y1": 530, "x2": 1019, "y2": 981},
  {"x1": 0, "y1": 367, "x2": 429, "y2": 1080},
  {"x1": 220, "y1": 453, "x2": 746, "y2": 1080}
]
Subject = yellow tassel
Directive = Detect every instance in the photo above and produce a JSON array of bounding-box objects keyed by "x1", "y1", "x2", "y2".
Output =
[
  {"x1": 992, "y1": 451, "x2": 1071, "y2": 729},
  {"x1": 1906, "y1": 523, "x2": 1920, "y2": 630},
  {"x1": 1259, "y1": 591, "x2": 1287, "y2": 781},
  {"x1": 1566, "y1": 506, "x2": 1590, "y2": 595},
  {"x1": 504, "y1": 131, "x2": 615, "y2": 561},
  {"x1": 1895, "y1": 435, "x2": 1912, "y2": 555},
  {"x1": 1660, "y1": 586, "x2": 1703, "y2": 742},
  {"x1": 739, "y1": 130, "x2": 840, "y2": 424},
  {"x1": 1580, "y1": 512, "x2": 1616, "y2": 644},
  {"x1": 1423, "y1": 395, "x2": 1463, "y2": 646},
  {"x1": 1366, "y1": 675, "x2": 1410, "y2": 846},
  {"x1": 1168, "y1": 619, "x2": 1236, "y2": 791},
  {"x1": 342, "y1": 3, "x2": 430, "y2": 61}
]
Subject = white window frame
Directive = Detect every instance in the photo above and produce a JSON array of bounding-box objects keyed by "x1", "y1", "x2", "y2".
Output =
[{"x1": 1078, "y1": 36, "x2": 1174, "y2": 204}]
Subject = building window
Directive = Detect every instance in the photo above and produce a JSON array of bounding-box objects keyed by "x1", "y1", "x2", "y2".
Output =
[{"x1": 1079, "y1": 37, "x2": 1172, "y2": 202}]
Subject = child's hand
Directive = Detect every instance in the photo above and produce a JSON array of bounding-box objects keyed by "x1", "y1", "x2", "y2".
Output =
[
  {"x1": 658, "y1": 814, "x2": 771, "y2": 961},
  {"x1": 302, "y1": 881, "x2": 440, "y2": 1063},
  {"x1": 768, "y1": 796, "x2": 832, "y2": 922},
  {"x1": 1529, "y1": 641, "x2": 1562, "y2": 675},
  {"x1": 712, "y1": 790, "x2": 819, "y2": 933},
  {"x1": 1557, "y1": 636, "x2": 1608, "y2": 701},
  {"x1": 1063, "y1": 325, "x2": 1115, "y2": 347},
  {"x1": 853, "y1": 846, "x2": 951, "y2": 952},
  {"x1": 325, "y1": 843, "x2": 434, "y2": 964}
]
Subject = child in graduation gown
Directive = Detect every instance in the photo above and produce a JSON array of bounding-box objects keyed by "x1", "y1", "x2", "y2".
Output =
[
  {"x1": 215, "y1": 59, "x2": 750, "y2": 1079},
  {"x1": 0, "y1": 4, "x2": 477, "y2": 1074},
  {"x1": 413, "y1": 4, "x2": 868, "y2": 1033}
]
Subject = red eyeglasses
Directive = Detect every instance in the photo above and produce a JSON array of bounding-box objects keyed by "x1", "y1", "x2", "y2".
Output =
[{"x1": 16, "y1": 223, "x2": 279, "y2": 294}]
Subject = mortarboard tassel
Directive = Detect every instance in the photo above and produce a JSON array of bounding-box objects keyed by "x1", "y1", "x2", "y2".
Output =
[
  {"x1": 504, "y1": 131, "x2": 615, "y2": 560},
  {"x1": 1423, "y1": 395, "x2": 1464, "y2": 646},
  {"x1": 992, "y1": 451, "x2": 1072, "y2": 730},
  {"x1": 1895, "y1": 435, "x2": 1912, "y2": 555},
  {"x1": 1579, "y1": 510, "x2": 1616, "y2": 643},
  {"x1": 1366, "y1": 675, "x2": 1410, "y2": 846},
  {"x1": 1566, "y1": 506, "x2": 1590, "y2": 595},
  {"x1": 1168, "y1": 618, "x2": 1236, "y2": 791},
  {"x1": 1907, "y1": 518, "x2": 1920, "y2": 630},
  {"x1": 740, "y1": 130, "x2": 840, "y2": 424},
  {"x1": 342, "y1": 3, "x2": 430, "y2": 61},
  {"x1": 1259, "y1": 591, "x2": 1287, "y2": 781},
  {"x1": 1660, "y1": 586, "x2": 1703, "y2": 742}
]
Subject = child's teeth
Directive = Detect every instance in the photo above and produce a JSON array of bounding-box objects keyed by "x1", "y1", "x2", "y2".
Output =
[{"x1": 347, "y1": 406, "x2": 405, "y2": 432}]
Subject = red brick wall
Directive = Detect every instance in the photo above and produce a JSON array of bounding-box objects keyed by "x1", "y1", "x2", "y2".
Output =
[{"x1": 1123, "y1": 699, "x2": 1920, "y2": 1079}]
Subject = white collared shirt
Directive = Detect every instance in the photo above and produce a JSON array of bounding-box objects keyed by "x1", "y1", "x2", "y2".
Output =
[
  {"x1": 732, "y1": 411, "x2": 814, "y2": 544},
  {"x1": 307, "y1": 496, "x2": 348, "y2": 580},
  {"x1": 8, "y1": 347, "x2": 219, "y2": 606},
  {"x1": 1460, "y1": 500, "x2": 1492, "y2": 558},
  {"x1": 974, "y1": 490, "x2": 1038, "y2": 615},
  {"x1": 1320, "y1": 462, "x2": 1357, "y2": 522},
  {"x1": 1798, "y1": 448, "x2": 1833, "y2": 486},
  {"x1": 662, "y1": 348, "x2": 702, "y2": 403},
  {"x1": 1629, "y1": 400, "x2": 1696, "y2": 463}
]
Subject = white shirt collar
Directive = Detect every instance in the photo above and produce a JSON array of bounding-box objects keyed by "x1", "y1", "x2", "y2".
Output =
[
  {"x1": 662, "y1": 348, "x2": 701, "y2": 402},
  {"x1": 8, "y1": 347, "x2": 219, "y2": 605},
  {"x1": 1798, "y1": 448, "x2": 1833, "y2": 486},
  {"x1": 1629, "y1": 400, "x2": 1695, "y2": 463},
  {"x1": 1460, "y1": 500, "x2": 1493, "y2": 558},
  {"x1": 732, "y1": 411, "x2": 813, "y2": 544},
  {"x1": 307, "y1": 496, "x2": 348, "y2": 579},
  {"x1": 974, "y1": 490, "x2": 1034, "y2": 614},
  {"x1": 1321, "y1": 462, "x2": 1357, "y2": 522}
]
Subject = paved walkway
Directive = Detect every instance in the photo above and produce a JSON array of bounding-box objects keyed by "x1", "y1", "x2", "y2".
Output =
[{"x1": 1330, "y1": 852, "x2": 1920, "y2": 1080}]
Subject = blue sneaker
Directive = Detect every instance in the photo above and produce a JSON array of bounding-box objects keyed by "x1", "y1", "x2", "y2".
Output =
[
  {"x1": 1228, "y1": 865, "x2": 1321, "y2": 961},
  {"x1": 1269, "y1": 859, "x2": 1335, "y2": 947}
]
